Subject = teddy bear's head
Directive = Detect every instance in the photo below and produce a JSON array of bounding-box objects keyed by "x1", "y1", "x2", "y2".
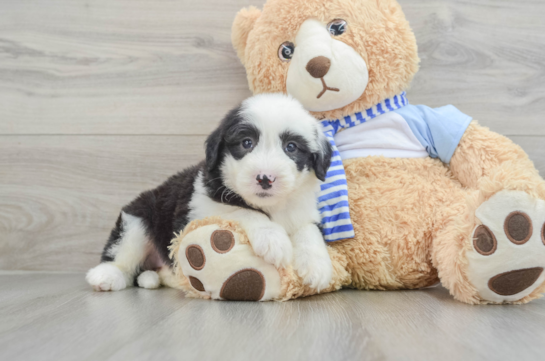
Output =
[{"x1": 232, "y1": 0, "x2": 419, "y2": 120}]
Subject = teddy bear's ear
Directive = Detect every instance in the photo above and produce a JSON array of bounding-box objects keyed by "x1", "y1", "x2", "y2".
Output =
[
  {"x1": 375, "y1": 0, "x2": 401, "y2": 15},
  {"x1": 231, "y1": 6, "x2": 262, "y2": 64}
]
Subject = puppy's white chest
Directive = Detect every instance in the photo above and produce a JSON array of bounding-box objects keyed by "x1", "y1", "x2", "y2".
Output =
[{"x1": 268, "y1": 202, "x2": 320, "y2": 236}]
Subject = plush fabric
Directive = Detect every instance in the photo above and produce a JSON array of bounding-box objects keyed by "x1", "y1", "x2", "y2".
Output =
[
  {"x1": 172, "y1": 0, "x2": 545, "y2": 305},
  {"x1": 171, "y1": 217, "x2": 285, "y2": 301},
  {"x1": 232, "y1": 0, "x2": 419, "y2": 120},
  {"x1": 318, "y1": 92, "x2": 409, "y2": 242}
]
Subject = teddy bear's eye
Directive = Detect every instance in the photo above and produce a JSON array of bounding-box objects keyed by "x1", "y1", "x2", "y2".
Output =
[
  {"x1": 278, "y1": 42, "x2": 295, "y2": 62},
  {"x1": 328, "y1": 19, "x2": 347, "y2": 36}
]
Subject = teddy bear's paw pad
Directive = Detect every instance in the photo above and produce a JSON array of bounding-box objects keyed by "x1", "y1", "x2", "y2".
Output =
[
  {"x1": 186, "y1": 245, "x2": 205, "y2": 270},
  {"x1": 210, "y1": 230, "x2": 235, "y2": 253},
  {"x1": 488, "y1": 268, "x2": 543, "y2": 296},
  {"x1": 220, "y1": 269, "x2": 265, "y2": 301},
  {"x1": 467, "y1": 190, "x2": 545, "y2": 303},
  {"x1": 178, "y1": 224, "x2": 281, "y2": 301},
  {"x1": 189, "y1": 276, "x2": 205, "y2": 292},
  {"x1": 473, "y1": 225, "x2": 497, "y2": 255}
]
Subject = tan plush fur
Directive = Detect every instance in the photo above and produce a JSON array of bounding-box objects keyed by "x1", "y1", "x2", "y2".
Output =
[
  {"x1": 440, "y1": 122, "x2": 545, "y2": 304},
  {"x1": 279, "y1": 246, "x2": 351, "y2": 300},
  {"x1": 231, "y1": 0, "x2": 419, "y2": 121},
  {"x1": 275, "y1": 125, "x2": 545, "y2": 304},
  {"x1": 191, "y1": 0, "x2": 545, "y2": 304},
  {"x1": 232, "y1": 6, "x2": 262, "y2": 63}
]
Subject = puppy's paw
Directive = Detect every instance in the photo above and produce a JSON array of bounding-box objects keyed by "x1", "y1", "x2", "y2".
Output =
[
  {"x1": 137, "y1": 270, "x2": 161, "y2": 289},
  {"x1": 294, "y1": 250, "x2": 333, "y2": 292},
  {"x1": 249, "y1": 224, "x2": 293, "y2": 268},
  {"x1": 86, "y1": 263, "x2": 127, "y2": 292}
]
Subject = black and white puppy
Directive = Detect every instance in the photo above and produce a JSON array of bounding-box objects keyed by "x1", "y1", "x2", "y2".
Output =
[{"x1": 86, "y1": 93, "x2": 334, "y2": 292}]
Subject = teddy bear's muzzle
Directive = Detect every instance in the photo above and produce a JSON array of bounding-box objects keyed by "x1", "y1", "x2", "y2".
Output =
[{"x1": 305, "y1": 56, "x2": 340, "y2": 99}]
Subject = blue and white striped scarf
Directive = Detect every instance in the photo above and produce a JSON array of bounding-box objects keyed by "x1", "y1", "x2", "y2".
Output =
[{"x1": 318, "y1": 92, "x2": 408, "y2": 242}]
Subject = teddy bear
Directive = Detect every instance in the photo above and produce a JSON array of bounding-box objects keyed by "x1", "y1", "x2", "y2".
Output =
[{"x1": 170, "y1": 0, "x2": 545, "y2": 305}]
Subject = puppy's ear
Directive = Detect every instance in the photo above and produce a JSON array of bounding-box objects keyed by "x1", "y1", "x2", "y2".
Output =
[
  {"x1": 205, "y1": 126, "x2": 224, "y2": 172},
  {"x1": 312, "y1": 137, "x2": 333, "y2": 182},
  {"x1": 231, "y1": 6, "x2": 261, "y2": 64},
  {"x1": 205, "y1": 105, "x2": 243, "y2": 172}
]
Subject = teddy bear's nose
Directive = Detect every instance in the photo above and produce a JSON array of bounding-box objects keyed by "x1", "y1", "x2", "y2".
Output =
[{"x1": 306, "y1": 56, "x2": 331, "y2": 78}]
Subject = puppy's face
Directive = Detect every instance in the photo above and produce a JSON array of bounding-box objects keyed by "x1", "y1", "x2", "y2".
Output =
[{"x1": 206, "y1": 94, "x2": 332, "y2": 207}]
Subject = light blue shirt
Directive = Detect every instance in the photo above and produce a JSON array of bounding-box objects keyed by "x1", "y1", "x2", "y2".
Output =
[{"x1": 393, "y1": 104, "x2": 473, "y2": 164}]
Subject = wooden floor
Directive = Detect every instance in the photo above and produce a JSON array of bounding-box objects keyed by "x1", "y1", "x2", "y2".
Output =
[
  {"x1": 2, "y1": 0, "x2": 545, "y2": 360},
  {"x1": 1, "y1": 272, "x2": 545, "y2": 361}
]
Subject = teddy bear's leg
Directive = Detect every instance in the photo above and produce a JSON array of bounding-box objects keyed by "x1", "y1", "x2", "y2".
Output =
[
  {"x1": 450, "y1": 121, "x2": 545, "y2": 197},
  {"x1": 432, "y1": 189, "x2": 545, "y2": 304},
  {"x1": 171, "y1": 218, "x2": 282, "y2": 301},
  {"x1": 467, "y1": 190, "x2": 545, "y2": 303},
  {"x1": 434, "y1": 125, "x2": 545, "y2": 304},
  {"x1": 170, "y1": 217, "x2": 350, "y2": 301}
]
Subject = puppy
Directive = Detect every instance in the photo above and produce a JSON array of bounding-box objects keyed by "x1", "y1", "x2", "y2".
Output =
[{"x1": 86, "y1": 93, "x2": 334, "y2": 292}]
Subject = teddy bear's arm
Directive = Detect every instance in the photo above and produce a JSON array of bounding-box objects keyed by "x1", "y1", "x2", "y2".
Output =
[{"x1": 449, "y1": 121, "x2": 544, "y2": 196}]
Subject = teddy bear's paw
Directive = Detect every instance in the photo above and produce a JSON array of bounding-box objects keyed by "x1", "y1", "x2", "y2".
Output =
[
  {"x1": 466, "y1": 190, "x2": 545, "y2": 303},
  {"x1": 177, "y1": 224, "x2": 282, "y2": 301}
]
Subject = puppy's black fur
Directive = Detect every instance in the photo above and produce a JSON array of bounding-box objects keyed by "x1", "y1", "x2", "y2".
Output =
[
  {"x1": 100, "y1": 103, "x2": 332, "y2": 269},
  {"x1": 101, "y1": 106, "x2": 254, "y2": 266},
  {"x1": 280, "y1": 131, "x2": 332, "y2": 181},
  {"x1": 101, "y1": 162, "x2": 205, "y2": 265}
]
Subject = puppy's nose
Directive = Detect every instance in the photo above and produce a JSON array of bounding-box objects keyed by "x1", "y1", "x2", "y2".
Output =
[
  {"x1": 256, "y1": 174, "x2": 275, "y2": 190},
  {"x1": 306, "y1": 56, "x2": 331, "y2": 78}
]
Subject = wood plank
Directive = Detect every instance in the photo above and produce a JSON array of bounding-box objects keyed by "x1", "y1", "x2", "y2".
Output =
[
  {"x1": 0, "y1": 135, "x2": 206, "y2": 271},
  {"x1": 511, "y1": 136, "x2": 545, "y2": 175},
  {"x1": 401, "y1": 0, "x2": 545, "y2": 135},
  {"x1": 1, "y1": 272, "x2": 545, "y2": 361},
  {"x1": 0, "y1": 0, "x2": 262, "y2": 135},
  {"x1": 0, "y1": 134, "x2": 543, "y2": 272},
  {"x1": 1, "y1": 0, "x2": 544, "y2": 135},
  {"x1": 0, "y1": 272, "x2": 191, "y2": 360}
]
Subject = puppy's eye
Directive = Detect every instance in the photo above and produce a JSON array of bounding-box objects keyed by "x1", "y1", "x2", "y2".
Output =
[
  {"x1": 285, "y1": 142, "x2": 297, "y2": 153},
  {"x1": 242, "y1": 139, "x2": 253, "y2": 149},
  {"x1": 327, "y1": 19, "x2": 347, "y2": 36},
  {"x1": 278, "y1": 42, "x2": 295, "y2": 62}
]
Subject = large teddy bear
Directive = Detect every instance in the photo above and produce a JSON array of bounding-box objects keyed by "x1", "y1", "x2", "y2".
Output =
[{"x1": 171, "y1": 0, "x2": 545, "y2": 305}]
